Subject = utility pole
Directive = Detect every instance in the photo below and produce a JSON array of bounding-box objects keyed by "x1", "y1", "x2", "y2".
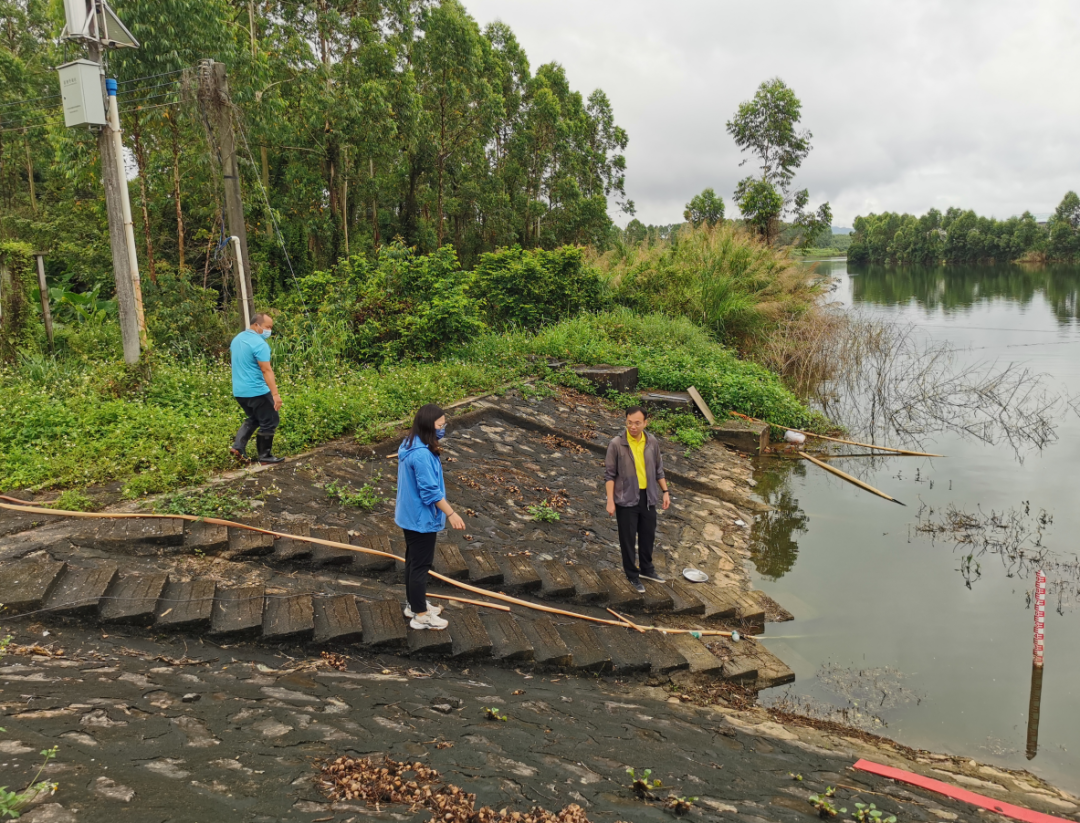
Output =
[
  {"x1": 59, "y1": 2, "x2": 143, "y2": 364},
  {"x1": 200, "y1": 59, "x2": 254, "y2": 328},
  {"x1": 89, "y1": 40, "x2": 143, "y2": 364}
]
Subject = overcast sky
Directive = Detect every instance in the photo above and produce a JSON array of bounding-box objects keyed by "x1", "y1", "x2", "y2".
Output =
[{"x1": 465, "y1": 0, "x2": 1080, "y2": 228}]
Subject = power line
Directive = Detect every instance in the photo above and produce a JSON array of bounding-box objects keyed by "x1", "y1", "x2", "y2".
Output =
[
  {"x1": 0, "y1": 92, "x2": 62, "y2": 111},
  {"x1": 117, "y1": 68, "x2": 186, "y2": 86}
]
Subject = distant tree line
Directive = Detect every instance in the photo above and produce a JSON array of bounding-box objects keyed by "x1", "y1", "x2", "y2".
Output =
[{"x1": 848, "y1": 193, "x2": 1080, "y2": 265}]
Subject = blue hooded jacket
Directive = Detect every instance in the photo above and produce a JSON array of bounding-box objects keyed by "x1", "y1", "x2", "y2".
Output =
[{"x1": 394, "y1": 436, "x2": 446, "y2": 533}]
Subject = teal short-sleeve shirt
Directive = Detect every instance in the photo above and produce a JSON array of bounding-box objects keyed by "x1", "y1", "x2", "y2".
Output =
[{"x1": 230, "y1": 329, "x2": 272, "y2": 397}]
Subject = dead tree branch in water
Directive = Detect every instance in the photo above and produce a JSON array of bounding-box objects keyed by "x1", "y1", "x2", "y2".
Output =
[{"x1": 808, "y1": 312, "x2": 1064, "y2": 459}]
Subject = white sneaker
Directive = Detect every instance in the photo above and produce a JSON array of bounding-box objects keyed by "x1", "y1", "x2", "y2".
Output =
[
  {"x1": 410, "y1": 611, "x2": 448, "y2": 631},
  {"x1": 403, "y1": 601, "x2": 443, "y2": 619}
]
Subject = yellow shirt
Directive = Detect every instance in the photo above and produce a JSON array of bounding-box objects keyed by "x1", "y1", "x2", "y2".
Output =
[{"x1": 627, "y1": 429, "x2": 647, "y2": 489}]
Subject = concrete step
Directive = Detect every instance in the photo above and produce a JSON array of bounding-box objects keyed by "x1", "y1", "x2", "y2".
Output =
[
  {"x1": 665, "y1": 633, "x2": 722, "y2": 674},
  {"x1": 598, "y1": 569, "x2": 645, "y2": 612},
  {"x1": 433, "y1": 542, "x2": 468, "y2": 579},
  {"x1": 349, "y1": 533, "x2": 396, "y2": 575},
  {"x1": 462, "y1": 549, "x2": 503, "y2": 585},
  {"x1": 567, "y1": 565, "x2": 606, "y2": 603},
  {"x1": 262, "y1": 593, "x2": 315, "y2": 641},
  {"x1": 226, "y1": 515, "x2": 275, "y2": 558},
  {"x1": 100, "y1": 572, "x2": 169, "y2": 625},
  {"x1": 156, "y1": 579, "x2": 216, "y2": 630},
  {"x1": 480, "y1": 610, "x2": 534, "y2": 662},
  {"x1": 210, "y1": 585, "x2": 266, "y2": 637},
  {"x1": 310, "y1": 526, "x2": 354, "y2": 567},
  {"x1": 312, "y1": 594, "x2": 364, "y2": 644},
  {"x1": 0, "y1": 555, "x2": 66, "y2": 612},
  {"x1": 666, "y1": 580, "x2": 707, "y2": 616},
  {"x1": 448, "y1": 607, "x2": 493, "y2": 659},
  {"x1": 594, "y1": 626, "x2": 651, "y2": 674},
  {"x1": 272, "y1": 523, "x2": 314, "y2": 563},
  {"x1": 184, "y1": 521, "x2": 229, "y2": 556},
  {"x1": 732, "y1": 592, "x2": 766, "y2": 634},
  {"x1": 693, "y1": 585, "x2": 740, "y2": 621},
  {"x1": 71, "y1": 518, "x2": 185, "y2": 554},
  {"x1": 496, "y1": 555, "x2": 542, "y2": 593},
  {"x1": 44, "y1": 563, "x2": 119, "y2": 615},
  {"x1": 517, "y1": 616, "x2": 572, "y2": 667},
  {"x1": 641, "y1": 633, "x2": 690, "y2": 674},
  {"x1": 535, "y1": 559, "x2": 575, "y2": 598},
  {"x1": 555, "y1": 622, "x2": 611, "y2": 673},
  {"x1": 408, "y1": 624, "x2": 454, "y2": 655},
  {"x1": 358, "y1": 598, "x2": 407, "y2": 648},
  {"x1": 640, "y1": 579, "x2": 674, "y2": 612}
]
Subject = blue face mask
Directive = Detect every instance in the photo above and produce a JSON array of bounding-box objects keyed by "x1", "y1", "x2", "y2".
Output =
[
  {"x1": 436, "y1": 427, "x2": 446, "y2": 440},
  {"x1": 259, "y1": 329, "x2": 272, "y2": 340}
]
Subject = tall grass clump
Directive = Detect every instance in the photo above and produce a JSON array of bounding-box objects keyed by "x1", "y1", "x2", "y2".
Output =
[
  {"x1": 460, "y1": 309, "x2": 826, "y2": 431},
  {"x1": 596, "y1": 223, "x2": 827, "y2": 352}
]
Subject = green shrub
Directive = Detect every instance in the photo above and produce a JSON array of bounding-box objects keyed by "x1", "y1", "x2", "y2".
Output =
[
  {"x1": 469, "y1": 246, "x2": 606, "y2": 330},
  {"x1": 142, "y1": 264, "x2": 232, "y2": 358}
]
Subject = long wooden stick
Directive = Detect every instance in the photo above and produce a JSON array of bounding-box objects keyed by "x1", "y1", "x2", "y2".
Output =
[
  {"x1": 428, "y1": 594, "x2": 510, "y2": 612},
  {"x1": 797, "y1": 451, "x2": 905, "y2": 506},
  {"x1": 0, "y1": 500, "x2": 748, "y2": 638},
  {"x1": 728, "y1": 412, "x2": 943, "y2": 457}
]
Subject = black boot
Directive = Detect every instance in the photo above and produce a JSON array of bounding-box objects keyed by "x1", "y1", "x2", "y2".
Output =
[{"x1": 256, "y1": 434, "x2": 284, "y2": 465}]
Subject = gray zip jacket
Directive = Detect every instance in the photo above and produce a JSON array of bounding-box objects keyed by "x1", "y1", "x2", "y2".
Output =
[{"x1": 605, "y1": 431, "x2": 666, "y2": 508}]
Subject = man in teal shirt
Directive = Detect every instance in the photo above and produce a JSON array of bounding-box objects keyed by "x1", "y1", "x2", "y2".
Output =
[{"x1": 230, "y1": 313, "x2": 284, "y2": 464}]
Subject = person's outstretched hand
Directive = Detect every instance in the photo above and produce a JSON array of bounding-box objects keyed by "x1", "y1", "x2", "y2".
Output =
[{"x1": 448, "y1": 512, "x2": 466, "y2": 530}]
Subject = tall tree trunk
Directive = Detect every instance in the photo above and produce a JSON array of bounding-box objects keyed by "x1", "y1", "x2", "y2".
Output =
[
  {"x1": 169, "y1": 115, "x2": 185, "y2": 270},
  {"x1": 369, "y1": 158, "x2": 380, "y2": 249},
  {"x1": 23, "y1": 136, "x2": 37, "y2": 213},
  {"x1": 130, "y1": 113, "x2": 157, "y2": 283}
]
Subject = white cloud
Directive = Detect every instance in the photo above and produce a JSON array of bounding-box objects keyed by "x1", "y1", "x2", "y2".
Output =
[{"x1": 464, "y1": 0, "x2": 1080, "y2": 226}]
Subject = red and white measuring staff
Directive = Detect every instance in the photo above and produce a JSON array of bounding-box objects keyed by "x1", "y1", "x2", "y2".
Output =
[{"x1": 1033, "y1": 569, "x2": 1046, "y2": 668}]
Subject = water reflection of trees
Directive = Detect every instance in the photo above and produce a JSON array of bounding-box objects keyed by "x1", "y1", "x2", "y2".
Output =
[
  {"x1": 849, "y1": 263, "x2": 1080, "y2": 326},
  {"x1": 750, "y1": 459, "x2": 809, "y2": 580}
]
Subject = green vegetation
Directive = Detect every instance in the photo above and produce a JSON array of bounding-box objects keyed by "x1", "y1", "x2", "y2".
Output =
[
  {"x1": 848, "y1": 193, "x2": 1080, "y2": 265},
  {"x1": 854, "y1": 802, "x2": 898, "y2": 823},
  {"x1": 325, "y1": 478, "x2": 383, "y2": 511},
  {"x1": 626, "y1": 767, "x2": 662, "y2": 798},
  {"x1": 483, "y1": 707, "x2": 507, "y2": 722},
  {"x1": 49, "y1": 489, "x2": 97, "y2": 512},
  {"x1": 154, "y1": 487, "x2": 254, "y2": 519},
  {"x1": 596, "y1": 223, "x2": 826, "y2": 348},
  {"x1": 526, "y1": 501, "x2": 561, "y2": 523},
  {"x1": 808, "y1": 793, "x2": 846, "y2": 818},
  {"x1": 2, "y1": 1, "x2": 631, "y2": 294}
]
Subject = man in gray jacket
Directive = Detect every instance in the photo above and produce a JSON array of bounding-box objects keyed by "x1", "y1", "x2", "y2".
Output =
[{"x1": 605, "y1": 405, "x2": 671, "y2": 593}]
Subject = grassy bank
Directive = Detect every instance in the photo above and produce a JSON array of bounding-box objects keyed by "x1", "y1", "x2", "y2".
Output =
[{"x1": 0, "y1": 311, "x2": 823, "y2": 498}]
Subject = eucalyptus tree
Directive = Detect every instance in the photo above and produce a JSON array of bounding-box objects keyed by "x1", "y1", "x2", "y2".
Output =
[
  {"x1": 726, "y1": 77, "x2": 829, "y2": 245},
  {"x1": 684, "y1": 187, "x2": 724, "y2": 227}
]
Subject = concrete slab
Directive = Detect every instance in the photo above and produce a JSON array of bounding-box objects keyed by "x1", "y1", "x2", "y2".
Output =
[
  {"x1": 262, "y1": 593, "x2": 315, "y2": 641},
  {"x1": 99, "y1": 572, "x2": 168, "y2": 625},
  {"x1": 312, "y1": 594, "x2": 364, "y2": 644},
  {"x1": 44, "y1": 563, "x2": 119, "y2": 615},
  {"x1": 0, "y1": 554, "x2": 66, "y2": 612}
]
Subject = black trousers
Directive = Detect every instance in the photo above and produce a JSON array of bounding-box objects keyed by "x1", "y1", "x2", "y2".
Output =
[
  {"x1": 402, "y1": 529, "x2": 438, "y2": 614},
  {"x1": 232, "y1": 393, "x2": 279, "y2": 452},
  {"x1": 615, "y1": 489, "x2": 657, "y2": 581}
]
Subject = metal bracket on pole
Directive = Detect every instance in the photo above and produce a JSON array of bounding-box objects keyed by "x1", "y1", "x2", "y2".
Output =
[{"x1": 231, "y1": 236, "x2": 251, "y2": 328}]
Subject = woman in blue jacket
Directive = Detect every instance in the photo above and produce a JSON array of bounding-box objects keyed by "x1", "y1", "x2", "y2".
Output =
[{"x1": 395, "y1": 404, "x2": 466, "y2": 630}]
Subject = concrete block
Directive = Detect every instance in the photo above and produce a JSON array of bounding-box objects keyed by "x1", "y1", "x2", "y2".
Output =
[
  {"x1": 711, "y1": 420, "x2": 769, "y2": 454},
  {"x1": 0, "y1": 555, "x2": 66, "y2": 612},
  {"x1": 100, "y1": 573, "x2": 168, "y2": 625},
  {"x1": 571, "y1": 365, "x2": 639, "y2": 394}
]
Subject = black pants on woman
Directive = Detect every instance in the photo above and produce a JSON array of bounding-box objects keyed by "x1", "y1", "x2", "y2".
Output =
[{"x1": 402, "y1": 528, "x2": 438, "y2": 614}]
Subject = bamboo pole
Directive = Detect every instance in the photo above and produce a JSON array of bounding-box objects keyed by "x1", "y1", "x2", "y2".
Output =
[
  {"x1": 0, "y1": 499, "x2": 746, "y2": 639},
  {"x1": 428, "y1": 593, "x2": 510, "y2": 612},
  {"x1": 728, "y1": 412, "x2": 943, "y2": 457},
  {"x1": 797, "y1": 451, "x2": 905, "y2": 506}
]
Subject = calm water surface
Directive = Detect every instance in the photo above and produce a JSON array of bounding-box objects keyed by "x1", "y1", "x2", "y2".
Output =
[{"x1": 752, "y1": 260, "x2": 1080, "y2": 793}]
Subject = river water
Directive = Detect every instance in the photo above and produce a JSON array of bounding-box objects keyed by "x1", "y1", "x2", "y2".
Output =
[{"x1": 752, "y1": 259, "x2": 1080, "y2": 794}]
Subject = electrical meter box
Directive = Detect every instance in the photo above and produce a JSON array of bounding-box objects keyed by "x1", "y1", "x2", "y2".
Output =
[{"x1": 58, "y1": 59, "x2": 107, "y2": 128}]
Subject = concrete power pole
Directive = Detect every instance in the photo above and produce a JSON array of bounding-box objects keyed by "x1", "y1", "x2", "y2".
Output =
[
  {"x1": 59, "y1": 2, "x2": 144, "y2": 364},
  {"x1": 199, "y1": 60, "x2": 254, "y2": 329},
  {"x1": 89, "y1": 40, "x2": 143, "y2": 365}
]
